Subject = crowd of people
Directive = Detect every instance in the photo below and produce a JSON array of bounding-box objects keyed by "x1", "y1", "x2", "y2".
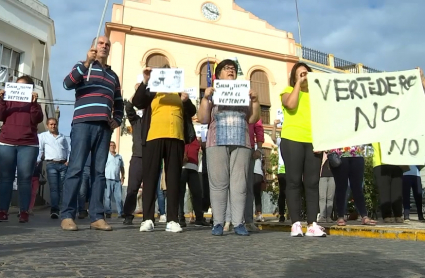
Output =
[{"x1": 0, "y1": 36, "x2": 424, "y2": 238}]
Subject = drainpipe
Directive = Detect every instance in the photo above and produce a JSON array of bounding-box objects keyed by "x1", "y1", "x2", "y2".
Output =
[{"x1": 39, "y1": 40, "x2": 46, "y2": 81}]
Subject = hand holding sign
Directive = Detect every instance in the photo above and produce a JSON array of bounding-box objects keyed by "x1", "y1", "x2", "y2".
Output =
[
  {"x1": 249, "y1": 89, "x2": 258, "y2": 103},
  {"x1": 204, "y1": 87, "x2": 215, "y2": 100},
  {"x1": 180, "y1": 92, "x2": 189, "y2": 102},
  {"x1": 32, "y1": 92, "x2": 38, "y2": 103},
  {"x1": 0, "y1": 89, "x2": 4, "y2": 100}
]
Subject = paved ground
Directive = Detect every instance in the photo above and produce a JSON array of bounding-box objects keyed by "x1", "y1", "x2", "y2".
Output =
[{"x1": 1, "y1": 209, "x2": 425, "y2": 278}]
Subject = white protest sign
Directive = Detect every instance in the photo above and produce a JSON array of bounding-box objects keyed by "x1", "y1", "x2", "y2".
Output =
[
  {"x1": 4, "y1": 82, "x2": 33, "y2": 103},
  {"x1": 276, "y1": 108, "x2": 284, "y2": 128},
  {"x1": 148, "y1": 68, "x2": 185, "y2": 93},
  {"x1": 307, "y1": 69, "x2": 425, "y2": 151},
  {"x1": 380, "y1": 136, "x2": 425, "y2": 165},
  {"x1": 184, "y1": 87, "x2": 198, "y2": 100},
  {"x1": 213, "y1": 80, "x2": 250, "y2": 106},
  {"x1": 194, "y1": 124, "x2": 208, "y2": 142}
]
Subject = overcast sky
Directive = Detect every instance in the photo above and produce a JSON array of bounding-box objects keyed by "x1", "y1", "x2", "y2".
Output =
[{"x1": 39, "y1": 0, "x2": 425, "y2": 137}]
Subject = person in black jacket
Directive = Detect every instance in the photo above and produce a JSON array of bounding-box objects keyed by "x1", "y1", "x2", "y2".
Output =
[
  {"x1": 133, "y1": 65, "x2": 196, "y2": 233},
  {"x1": 123, "y1": 88, "x2": 144, "y2": 225}
]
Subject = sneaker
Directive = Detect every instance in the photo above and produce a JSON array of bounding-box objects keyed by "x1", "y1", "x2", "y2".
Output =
[
  {"x1": 159, "y1": 214, "x2": 167, "y2": 223},
  {"x1": 212, "y1": 224, "x2": 223, "y2": 236},
  {"x1": 165, "y1": 221, "x2": 183, "y2": 233},
  {"x1": 245, "y1": 223, "x2": 260, "y2": 232},
  {"x1": 50, "y1": 211, "x2": 59, "y2": 219},
  {"x1": 78, "y1": 210, "x2": 88, "y2": 219},
  {"x1": 404, "y1": 217, "x2": 411, "y2": 222},
  {"x1": 317, "y1": 217, "x2": 326, "y2": 223},
  {"x1": 305, "y1": 222, "x2": 327, "y2": 237},
  {"x1": 234, "y1": 224, "x2": 249, "y2": 236},
  {"x1": 223, "y1": 222, "x2": 233, "y2": 232},
  {"x1": 179, "y1": 218, "x2": 187, "y2": 228},
  {"x1": 255, "y1": 214, "x2": 264, "y2": 222},
  {"x1": 19, "y1": 211, "x2": 29, "y2": 223},
  {"x1": 290, "y1": 221, "x2": 304, "y2": 237},
  {"x1": 326, "y1": 217, "x2": 334, "y2": 223},
  {"x1": 139, "y1": 220, "x2": 154, "y2": 232},
  {"x1": 279, "y1": 215, "x2": 285, "y2": 223},
  {"x1": 0, "y1": 211, "x2": 8, "y2": 222},
  {"x1": 384, "y1": 217, "x2": 394, "y2": 223},
  {"x1": 194, "y1": 220, "x2": 210, "y2": 227},
  {"x1": 394, "y1": 217, "x2": 404, "y2": 223},
  {"x1": 123, "y1": 215, "x2": 134, "y2": 225}
]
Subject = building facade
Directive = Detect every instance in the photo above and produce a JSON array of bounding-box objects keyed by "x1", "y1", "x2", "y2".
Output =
[{"x1": 0, "y1": 0, "x2": 56, "y2": 206}]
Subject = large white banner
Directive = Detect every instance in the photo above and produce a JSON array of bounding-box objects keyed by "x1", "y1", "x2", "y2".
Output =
[{"x1": 308, "y1": 69, "x2": 425, "y2": 152}]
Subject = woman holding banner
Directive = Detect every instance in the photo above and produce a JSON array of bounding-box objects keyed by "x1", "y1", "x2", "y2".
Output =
[
  {"x1": 197, "y1": 59, "x2": 261, "y2": 236},
  {"x1": 0, "y1": 76, "x2": 43, "y2": 223},
  {"x1": 279, "y1": 62, "x2": 326, "y2": 237}
]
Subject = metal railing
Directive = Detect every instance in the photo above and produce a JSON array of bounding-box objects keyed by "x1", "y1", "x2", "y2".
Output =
[
  {"x1": 334, "y1": 57, "x2": 359, "y2": 73},
  {"x1": 302, "y1": 46, "x2": 328, "y2": 66},
  {"x1": 363, "y1": 65, "x2": 381, "y2": 74}
]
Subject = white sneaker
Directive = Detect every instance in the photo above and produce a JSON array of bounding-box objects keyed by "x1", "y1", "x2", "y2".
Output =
[
  {"x1": 246, "y1": 223, "x2": 260, "y2": 232},
  {"x1": 165, "y1": 221, "x2": 183, "y2": 233},
  {"x1": 159, "y1": 214, "x2": 166, "y2": 223},
  {"x1": 255, "y1": 214, "x2": 264, "y2": 222},
  {"x1": 305, "y1": 222, "x2": 327, "y2": 237},
  {"x1": 290, "y1": 221, "x2": 304, "y2": 237},
  {"x1": 139, "y1": 220, "x2": 154, "y2": 232}
]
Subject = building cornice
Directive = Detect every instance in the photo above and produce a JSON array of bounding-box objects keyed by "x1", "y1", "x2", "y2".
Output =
[{"x1": 105, "y1": 22, "x2": 299, "y2": 64}]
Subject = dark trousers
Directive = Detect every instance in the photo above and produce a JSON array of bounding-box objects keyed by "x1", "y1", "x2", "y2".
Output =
[
  {"x1": 123, "y1": 156, "x2": 143, "y2": 216},
  {"x1": 142, "y1": 138, "x2": 184, "y2": 222},
  {"x1": 402, "y1": 175, "x2": 423, "y2": 218},
  {"x1": 374, "y1": 165, "x2": 403, "y2": 219},
  {"x1": 277, "y1": 174, "x2": 287, "y2": 215},
  {"x1": 201, "y1": 173, "x2": 211, "y2": 212},
  {"x1": 280, "y1": 138, "x2": 322, "y2": 224},
  {"x1": 179, "y1": 169, "x2": 203, "y2": 221},
  {"x1": 253, "y1": 173, "x2": 263, "y2": 213},
  {"x1": 331, "y1": 157, "x2": 367, "y2": 218}
]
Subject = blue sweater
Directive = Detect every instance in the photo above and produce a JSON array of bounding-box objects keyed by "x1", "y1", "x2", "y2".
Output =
[{"x1": 63, "y1": 60, "x2": 123, "y2": 125}]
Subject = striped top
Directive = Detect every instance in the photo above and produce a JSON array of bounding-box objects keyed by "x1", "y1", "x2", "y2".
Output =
[{"x1": 63, "y1": 61, "x2": 123, "y2": 125}]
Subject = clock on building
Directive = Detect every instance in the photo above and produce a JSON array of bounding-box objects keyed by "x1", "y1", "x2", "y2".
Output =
[{"x1": 201, "y1": 2, "x2": 220, "y2": 21}]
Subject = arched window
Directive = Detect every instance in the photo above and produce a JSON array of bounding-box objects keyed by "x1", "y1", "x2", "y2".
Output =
[
  {"x1": 146, "y1": 54, "x2": 169, "y2": 68},
  {"x1": 199, "y1": 62, "x2": 214, "y2": 99},
  {"x1": 250, "y1": 70, "x2": 271, "y2": 124}
]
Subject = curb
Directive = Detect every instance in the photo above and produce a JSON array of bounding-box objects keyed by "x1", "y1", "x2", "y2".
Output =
[{"x1": 257, "y1": 222, "x2": 425, "y2": 241}]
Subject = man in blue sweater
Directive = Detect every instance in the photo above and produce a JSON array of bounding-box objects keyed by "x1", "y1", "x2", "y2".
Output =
[{"x1": 60, "y1": 36, "x2": 124, "y2": 231}]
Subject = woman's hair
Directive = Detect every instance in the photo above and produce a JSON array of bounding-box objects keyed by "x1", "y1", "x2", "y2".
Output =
[
  {"x1": 16, "y1": 75, "x2": 35, "y2": 86},
  {"x1": 214, "y1": 59, "x2": 238, "y2": 80},
  {"x1": 289, "y1": 62, "x2": 312, "y2": 87},
  {"x1": 162, "y1": 64, "x2": 171, "y2": 68}
]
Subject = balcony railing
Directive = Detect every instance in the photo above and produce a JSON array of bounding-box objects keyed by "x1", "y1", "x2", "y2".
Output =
[
  {"x1": 295, "y1": 44, "x2": 381, "y2": 73},
  {"x1": 0, "y1": 67, "x2": 45, "y2": 97}
]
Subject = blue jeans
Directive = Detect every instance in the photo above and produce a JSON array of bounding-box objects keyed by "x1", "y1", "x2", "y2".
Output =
[
  {"x1": 104, "y1": 179, "x2": 123, "y2": 215},
  {"x1": 45, "y1": 162, "x2": 67, "y2": 211},
  {"x1": 0, "y1": 145, "x2": 38, "y2": 212},
  {"x1": 157, "y1": 173, "x2": 166, "y2": 215},
  {"x1": 61, "y1": 122, "x2": 111, "y2": 222},
  {"x1": 78, "y1": 165, "x2": 91, "y2": 212}
]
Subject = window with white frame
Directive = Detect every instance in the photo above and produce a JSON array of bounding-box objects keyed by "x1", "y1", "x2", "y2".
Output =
[{"x1": 0, "y1": 43, "x2": 21, "y2": 83}]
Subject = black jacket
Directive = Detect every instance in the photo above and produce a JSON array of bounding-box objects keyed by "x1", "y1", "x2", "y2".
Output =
[
  {"x1": 125, "y1": 101, "x2": 143, "y2": 157},
  {"x1": 132, "y1": 83, "x2": 196, "y2": 145}
]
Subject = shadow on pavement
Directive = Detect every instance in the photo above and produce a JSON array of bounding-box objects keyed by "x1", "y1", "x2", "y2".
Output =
[{"x1": 0, "y1": 240, "x2": 95, "y2": 258}]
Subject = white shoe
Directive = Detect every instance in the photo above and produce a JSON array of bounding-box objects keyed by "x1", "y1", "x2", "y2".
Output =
[
  {"x1": 139, "y1": 220, "x2": 154, "y2": 232},
  {"x1": 165, "y1": 221, "x2": 183, "y2": 233},
  {"x1": 290, "y1": 221, "x2": 304, "y2": 237},
  {"x1": 317, "y1": 217, "x2": 326, "y2": 223},
  {"x1": 305, "y1": 222, "x2": 327, "y2": 237},
  {"x1": 255, "y1": 214, "x2": 264, "y2": 222},
  {"x1": 159, "y1": 214, "x2": 166, "y2": 223}
]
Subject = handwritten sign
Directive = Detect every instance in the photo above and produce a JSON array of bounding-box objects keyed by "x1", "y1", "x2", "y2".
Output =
[
  {"x1": 4, "y1": 82, "x2": 33, "y2": 103},
  {"x1": 380, "y1": 136, "x2": 425, "y2": 165},
  {"x1": 307, "y1": 69, "x2": 425, "y2": 151},
  {"x1": 184, "y1": 87, "x2": 198, "y2": 100},
  {"x1": 194, "y1": 124, "x2": 208, "y2": 142},
  {"x1": 148, "y1": 68, "x2": 185, "y2": 93},
  {"x1": 213, "y1": 80, "x2": 250, "y2": 106},
  {"x1": 276, "y1": 108, "x2": 284, "y2": 128}
]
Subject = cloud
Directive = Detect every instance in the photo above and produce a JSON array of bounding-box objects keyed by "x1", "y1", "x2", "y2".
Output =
[{"x1": 39, "y1": 0, "x2": 425, "y2": 137}]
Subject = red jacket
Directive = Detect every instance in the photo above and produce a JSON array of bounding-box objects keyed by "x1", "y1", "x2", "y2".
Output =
[
  {"x1": 0, "y1": 99, "x2": 44, "y2": 145},
  {"x1": 184, "y1": 138, "x2": 200, "y2": 165},
  {"x1": 249, "y1": 119, "x2": 264, "y2": 148}
]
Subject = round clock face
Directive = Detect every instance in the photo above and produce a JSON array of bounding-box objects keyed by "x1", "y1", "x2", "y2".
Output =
[{"x1": 201, "y1": 2, "x2": 220, "y2": 21}]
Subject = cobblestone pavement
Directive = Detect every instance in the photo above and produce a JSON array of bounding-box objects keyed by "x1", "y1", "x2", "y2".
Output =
[{"x1": 1, "y1": 209, "x2": 425, "y2": 278}]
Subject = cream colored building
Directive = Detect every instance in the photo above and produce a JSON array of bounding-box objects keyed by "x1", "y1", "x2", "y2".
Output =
[{"x1": 106, "y1": 0, "x2": 381, "y2": 183}]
